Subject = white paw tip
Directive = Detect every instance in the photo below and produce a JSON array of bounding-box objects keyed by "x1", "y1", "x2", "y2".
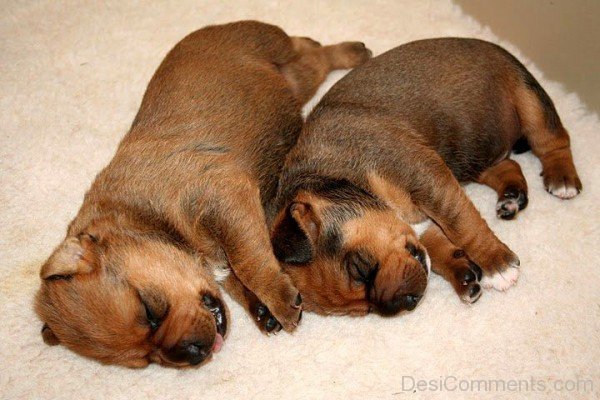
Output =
[
  {"x1": 549, "y1": 185, "x2": 579, "y2": 199},
  {"x1": 481, "y1": 267, "x2": 519, "y2": 291}
]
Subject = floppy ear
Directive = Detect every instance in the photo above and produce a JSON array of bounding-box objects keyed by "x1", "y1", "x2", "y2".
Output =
[
  {"x1": 40, "y1": 235, "x2": 97, "y2": 280},
  {"x1": 41, "y1": 323, "x2": 60, "y2": 346},
  {"x1": 271, "y1": 202, "x2": 320, "y2": 264}
]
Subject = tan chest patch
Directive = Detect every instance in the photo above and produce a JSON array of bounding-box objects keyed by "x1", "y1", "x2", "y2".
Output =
[{"x1": 367, "y1": 172, "x2": 426, "y2": 224}]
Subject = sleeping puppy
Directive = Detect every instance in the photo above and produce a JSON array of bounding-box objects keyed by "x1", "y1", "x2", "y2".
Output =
[
  {"x1": 271, "y1": 38, "x2": 581, "y2": 315},
  {"x1": 35, "y1": 21, "x2": 371, "y2": 367}
]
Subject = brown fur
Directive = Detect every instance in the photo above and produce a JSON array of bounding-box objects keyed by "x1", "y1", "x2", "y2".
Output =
[
  {"x1": 271, "y1": 38, "x2": 582, "y2": 313},
  {"x1": 420, "y1": 223, "x2": 482, "y2": 303},
  {"x1": 35, "y1": 21, "x2": 372, "y2": 367}
]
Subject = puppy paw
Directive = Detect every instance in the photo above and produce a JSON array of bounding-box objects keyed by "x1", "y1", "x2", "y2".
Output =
[
  {"x1": 496, "y1": 186, "x2": 528, "y2": 220},
  {"x1": 252, "y1": 302, "x2": 303, "y2": 335},
  {"x1": 473, "y1": 244, "x2": 520, "y2": 291},
  {"x1": 259, "y1": 275, "x2": 303, "y2": 332},
  {"x1": 542, "y1": 159, "x2": 582, "y2": 199},
  {"x1": 545, "y1": 177, "x2": 582, "y2": 199},
  {"x1": 331, "y1": 41, "x2": 372, "y2": 69},
  {"x1": 448, "y1": 251, "x2": 483, "y2": 303},
  {"x1": 481, "y1": 266, "x2": 519, "y2": 291}
]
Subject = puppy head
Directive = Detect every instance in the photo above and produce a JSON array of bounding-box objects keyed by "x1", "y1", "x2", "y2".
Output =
[
  {"x1": 271, "y1": 181, "x2": 429, "y2": 316},
  {"x1": 35, "y1": 225, "x2": 228, "y2": 368}
]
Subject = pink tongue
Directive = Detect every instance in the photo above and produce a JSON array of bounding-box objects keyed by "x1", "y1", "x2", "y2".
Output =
[{"x1": 212, "y1": 333, "x2": 224, "y2": 353}]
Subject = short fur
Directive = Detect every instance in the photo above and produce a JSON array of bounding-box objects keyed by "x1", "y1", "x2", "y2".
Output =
[
  {"x1": 35, "y1": 21, "x2": 372, "y2": 367},
  {"x1": 271, "y1": 38, "x2": 581, "y2": 314}
]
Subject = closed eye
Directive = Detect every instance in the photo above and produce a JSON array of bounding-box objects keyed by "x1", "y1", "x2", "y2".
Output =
[
  {"x1": 142, "y1": 301, "x2": 163, "y2": 331},
  {"x1": 406, "y1": 243, "x2": 426, "y2": 264},
  {"x1": 138, "y1": 293, "x2": 169, "y2": 332}
]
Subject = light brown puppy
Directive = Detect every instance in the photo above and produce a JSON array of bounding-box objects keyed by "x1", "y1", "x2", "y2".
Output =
[
  {"x1": 271, "y1": 38, "x2": 581, "y2": 315},
  {"x1": 35, "y1": 21, "x2": 371, "y2": 367}
]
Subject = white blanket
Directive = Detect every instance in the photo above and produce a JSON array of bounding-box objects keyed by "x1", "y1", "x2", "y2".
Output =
[{"x1": 1, "y1": 1, "x2": 598, "y2": 399}]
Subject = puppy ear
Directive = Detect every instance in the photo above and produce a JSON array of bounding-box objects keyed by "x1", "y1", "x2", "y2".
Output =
[
  {"x1": 40, "y1": 235, "x2": 97, "y2": 280},
  {"x1": 41, "y1": 323, "x2": 60, "y2": 346},
  {"x1": 271, "y1": 202, "x2": 320, "y2": 264}
]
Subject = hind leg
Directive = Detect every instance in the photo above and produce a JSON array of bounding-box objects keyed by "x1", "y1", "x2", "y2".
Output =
[
  {"x1": 515, "y1": 87, "x2": 582, "y2": 199},
  {"x1": 478, "y1": 159, "x2": 529, "y2": 220},
  {"x1": 539, "y1": 142, "x2": 582, "y2": 199},
  {"x1": 372, "y1": 141, "x2": 520, "y2": 291},
  {"x1": 420, "y1": 223, "x2": 484, "y2": 303},
  {"x1": 280, "y1": 37, "x2": 372, "y2": 105}
]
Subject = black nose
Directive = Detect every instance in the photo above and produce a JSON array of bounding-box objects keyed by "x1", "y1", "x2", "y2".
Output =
[
  {"x1": 376, "y1": 294, "x2": 422, "y2": 315},
  {"x1": 401, "y1": 294, "x2": 421, "y2": 311},
  {"x1": 166, "y1": 341, "x2": 211, "y2": 366},
  {"x1": 185, "y1": 342, "x2": 210, "y2": 365}
]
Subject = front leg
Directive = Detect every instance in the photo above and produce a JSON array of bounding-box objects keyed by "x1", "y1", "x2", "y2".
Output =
[
  {"x1": 376, "y1": 140, "x2": 520, "y2": 291},
  {"x1": 185, "y1": 178, "x2": 302, "y2": 332},
  {"x1": 223, "y1": 272, "x2": 298, "y2": 334},
  {"x1": 420, "y1": 222, "x2": 483, "y2": 303}
]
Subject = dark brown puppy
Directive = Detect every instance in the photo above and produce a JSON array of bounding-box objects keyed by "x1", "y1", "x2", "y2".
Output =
[
  {"x1": 35, "y1": 21, "x2": 371, "y2": 367},
  {"x1": 271, "y1": 38, "x2": 581, "y2": 314}
]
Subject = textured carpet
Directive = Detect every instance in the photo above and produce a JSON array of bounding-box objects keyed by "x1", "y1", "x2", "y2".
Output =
[{"x1": 1, "y1": 1, "x2": 598, "y2": 399}]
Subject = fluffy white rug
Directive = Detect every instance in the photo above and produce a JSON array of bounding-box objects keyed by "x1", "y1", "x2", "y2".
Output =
[{"x1": 1, "y1": 1, "x2": 598, "y2": 399}]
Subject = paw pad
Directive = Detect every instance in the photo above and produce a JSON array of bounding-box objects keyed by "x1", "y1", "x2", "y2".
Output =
[
  {"x1": 254, "y1": 303, "x2": 282, "y2": 334},
  {"x1": 452, "y1": 258, "x2": 483, "y2": 304},
  {"x1": 496, "y1": 187, "x2": 528, "y2": 220}
]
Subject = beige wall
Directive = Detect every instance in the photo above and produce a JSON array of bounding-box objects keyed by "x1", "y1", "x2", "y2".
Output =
[{"x1": 456, "y1": 0, "x2": 600, "y2": 113}]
